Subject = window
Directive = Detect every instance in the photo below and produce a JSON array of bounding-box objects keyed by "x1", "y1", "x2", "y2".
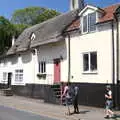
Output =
[
  {"x1": 83, "y1": 16, "x2": 87, "y2": 33},
  {"x1": 39, "y1": 61, "x2": 46, "y2": 73},
  {"x1": 15, "y1": 69, "x2": 23, "y2": 82},
  {"x1": 82, "y1": 12, "x2": 96, "y2": 33},
  {"x1": 83, "y1": 52, "x2": 97, "y2": 72},
  {"x1": 30, "y1": 32, "x2": 36, "y2": 41},
  {"x1": 3, "y1": 72, "x2": 7, "y2": 81},
  {"x1": 89, "y1": 12, "x2": 96, "y2": 32}
]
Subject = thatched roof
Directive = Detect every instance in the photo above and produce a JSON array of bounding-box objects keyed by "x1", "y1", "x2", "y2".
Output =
[{"x1": 7, "y1": 9, "x2": 79, "y2": 55}]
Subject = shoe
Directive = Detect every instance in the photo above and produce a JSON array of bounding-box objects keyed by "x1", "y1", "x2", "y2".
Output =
[{"x1": 104, "y1": 115, "x2": 110, "y2": 119}]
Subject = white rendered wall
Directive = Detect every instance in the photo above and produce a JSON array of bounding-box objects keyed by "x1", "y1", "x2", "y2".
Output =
[
  {"x1": 0, "y1": 52, "x2": 34, "y2": 85},
  {"x1": 35, "y1": 40, "x2": 68, "y2": 84},
  {"x1": 69, "y1": 22, "x2": 113, "y2": 84}
]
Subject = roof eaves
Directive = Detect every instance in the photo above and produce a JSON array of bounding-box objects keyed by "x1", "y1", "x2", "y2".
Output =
[{"x1": 96, "y1": 19, "x2": 113, "y2": 24}]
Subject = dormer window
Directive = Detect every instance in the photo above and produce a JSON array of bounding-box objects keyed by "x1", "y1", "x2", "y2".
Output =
[
  {"x1": 82, "y1": 12, "x2": 96, "y2": 33},
  {"x1": 30, "y1": 32, "x2": 36, "y2": 41}
]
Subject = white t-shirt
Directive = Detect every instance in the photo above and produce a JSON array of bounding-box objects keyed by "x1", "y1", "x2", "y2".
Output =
[{"x1": 108, "y1": 90, "x2": 112, "y2": 96}]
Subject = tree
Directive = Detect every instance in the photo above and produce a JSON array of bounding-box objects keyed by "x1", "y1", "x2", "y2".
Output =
[
  {"x1": 0, "y1": 16, "x2": 15, "y2": 54},
  {"x1": 13, "y1": 24, "x2": 29, "y2": 38},
  {"x1": 35, "y1": 9, "x2": 60, "y2": 24},
  {"x1": 11, "y1": 7, "x2": 60, "y2": 25}
]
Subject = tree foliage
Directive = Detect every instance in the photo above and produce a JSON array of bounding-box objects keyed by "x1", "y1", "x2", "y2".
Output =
[
  {"x1": 13, "y1": 24, "x2": 29, "y2": 38},
  {"x1": 0, "y1": 16, "x2": 15, "y2": 54},
  {"x1": 11, "y1": 7, "x2": 60, "y2": 25},
  {"x1": 0, "y1": 7, "x2": 60, "y2": 54},
  {"x1": 35, "y1": 9, "x2": 60, "y2": 24}
]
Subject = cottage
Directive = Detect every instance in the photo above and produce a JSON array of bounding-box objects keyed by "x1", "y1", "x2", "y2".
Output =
[{"x1": 0, "y1": 0, "x2": 120, "y2": 107}]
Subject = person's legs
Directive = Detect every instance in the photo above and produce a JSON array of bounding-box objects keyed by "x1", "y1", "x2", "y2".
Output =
[
  {"x1": 73, "y1": 98, "x2": 79, "y2": 113},
  {"x1": 105, "y1": 100, "x2": 114, "y2": 118},
  {"x1": 105, "y1": 101, "x2": 110, "y2": 118},
  {"x1": 76, "y1": 103, "x2": 79, "y2": 113},
  {"x1": 65, "y1": 97, "x2": 71, "y2": 115}
]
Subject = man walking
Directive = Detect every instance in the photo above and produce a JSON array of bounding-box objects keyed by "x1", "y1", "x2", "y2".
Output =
[{"x1": 73, "y1": 85, "x2": 79, "y2": 113}]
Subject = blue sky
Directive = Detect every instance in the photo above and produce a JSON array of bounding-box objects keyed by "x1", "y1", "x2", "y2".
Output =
[{"x1": 0, "y1": 0, "x2": 120, "y2": 19}]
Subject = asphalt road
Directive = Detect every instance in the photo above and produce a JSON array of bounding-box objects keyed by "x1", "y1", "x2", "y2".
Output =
[{"x1": 0, "y1": 105, "x2": 58, "y2": 120}]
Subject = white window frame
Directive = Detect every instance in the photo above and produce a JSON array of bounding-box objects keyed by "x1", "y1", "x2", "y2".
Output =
[
  {"x1": 39, "y1": 61, "x2": 46, "y2": 74},
  {"x1": 82, "y1": 12, "x2": 96, "y2": 34},
  {"x1": 83, "y1": 52, "x2": 97, "y2": 73},
  {"x1": 15, "y1": 69, "x2": 23, "y2": 82},
  {"x1": 30, "y1": 32, "x2": 36, "y2": 41}
]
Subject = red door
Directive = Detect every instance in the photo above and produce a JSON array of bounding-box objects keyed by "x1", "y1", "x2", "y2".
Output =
[{"x1": 54, "y1": 59, "x2": 60, "y2": 83}]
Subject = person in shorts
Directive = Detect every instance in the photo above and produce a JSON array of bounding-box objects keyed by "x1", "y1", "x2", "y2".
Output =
[{"x1": 104, "y1": 85, "x2": 114, "y2": 118}]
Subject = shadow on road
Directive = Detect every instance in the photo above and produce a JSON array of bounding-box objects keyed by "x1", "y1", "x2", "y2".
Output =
[
  {"x1": 110, "y1": 114, "x2": 120, "y2": 120},
  {"x1": 70, "y1": 110, "x2": 90, "y2": 115}
]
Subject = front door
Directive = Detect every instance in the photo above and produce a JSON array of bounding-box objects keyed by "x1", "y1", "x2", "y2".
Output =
[
  {"x1": 8, "y1": 72, "x2": 12, "y2": 88},
  {"x1": 54, "y1": 59, "x2": 60, "y2": 83}
]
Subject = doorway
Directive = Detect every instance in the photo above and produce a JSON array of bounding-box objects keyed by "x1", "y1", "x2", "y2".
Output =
[
  {"x1": 54, "y1": 59, "x2": 61, "y2": 83},
  {"x1": 8, "y1": 72, "x2": 12, "y2": 88}
]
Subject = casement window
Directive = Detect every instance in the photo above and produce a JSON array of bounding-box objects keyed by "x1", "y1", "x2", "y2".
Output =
[
  {"x1": 83, "y1": 52, "x2": 97, "y2": 72},
  {"x1": 30, "y1": 32, "x2": 36, "y2": 41},
  {"x1": 15, "y1": 69, "x2": 23, "y2": 82},
  {"x1": 82, "y1": 12, "x2": 96, "y2": 33},
  {"x1": 39, "y1": 61, "x2": 46, "y2": 73},
  {"x1": 3, "y1": 72, "x2": 7, "y2": 81}
]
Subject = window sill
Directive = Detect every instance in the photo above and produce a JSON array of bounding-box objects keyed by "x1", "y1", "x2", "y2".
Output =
[
  {"x1": 81, "y1": 30, "x2": 96, "y2": 35},
  {"x1": 82, "y1": 71, "x2": 98, "y2": 75}
]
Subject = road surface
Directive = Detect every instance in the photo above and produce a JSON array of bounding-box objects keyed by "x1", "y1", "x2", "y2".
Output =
[{"x1": 0, "y1": 105, "x2": 59, "y2": 120}]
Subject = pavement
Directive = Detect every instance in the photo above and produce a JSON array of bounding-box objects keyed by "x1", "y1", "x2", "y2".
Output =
[{"x1": 0, "y1": 95, "x2": 119, "y2": 120}]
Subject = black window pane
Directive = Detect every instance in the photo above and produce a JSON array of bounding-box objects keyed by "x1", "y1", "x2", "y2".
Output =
[
  {"x1": 83, "y1": 16, "x2": 87, "y2": 33},
  {"x1": 39, "y1": 62, "x2": 40, "y2": 73},
  {"x1": 90, "y1": 52, "x2": 97, "y2": 71},
  {"x1": 83, "y1": 54, "x2": 89, "y2": 71},
  {"x1": 43, "y1": 62, "x2": 46, "y2": 73},
  {"x1": 41, "y1": 62, "x2": 43, "y2": 73}
]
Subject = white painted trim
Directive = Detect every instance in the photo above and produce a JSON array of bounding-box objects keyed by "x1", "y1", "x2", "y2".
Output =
[{"x1": 79, "y1": 5, "x2": 104, "y2": 16}]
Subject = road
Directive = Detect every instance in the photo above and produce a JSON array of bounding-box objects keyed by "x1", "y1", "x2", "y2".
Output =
[{"x1": 0, "y1": 105, "x2": 58, "y2": 120}]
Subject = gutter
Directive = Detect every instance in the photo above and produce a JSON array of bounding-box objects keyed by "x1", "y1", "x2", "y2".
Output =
[
  {"x1": 115, "y1": 14, "x2": 119, "y2": 109},
  {"x1": 67, "y1": 33, "x2": 71, "y2": 83},
  {"x1": 116, "y1": 16, "x2": 119, "y2": 84},
  {"x1": 111, "y1": 21, "x2": 115, "y2": 85},
  {"x1": 112, "y1": 12, "x2": 119, "y2": 109}
]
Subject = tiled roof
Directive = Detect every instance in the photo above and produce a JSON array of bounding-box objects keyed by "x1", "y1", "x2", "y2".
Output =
[
  {"x1": 66, "y1": 4, "x2": 120, "y2": 32},
  {"x1": 65, "y1": 18, "x2": 80, "y2": 31},
  {"x1": 98, "y1": 4, "x2": 120, "y2": 23}
]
